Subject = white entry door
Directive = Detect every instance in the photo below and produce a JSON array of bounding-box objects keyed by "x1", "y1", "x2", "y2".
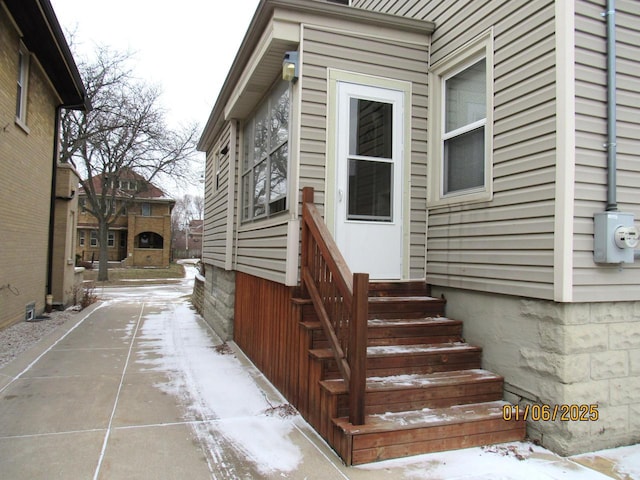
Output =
[{"x1": 335, "y1": 82, "x2": 404, "y2": 280}]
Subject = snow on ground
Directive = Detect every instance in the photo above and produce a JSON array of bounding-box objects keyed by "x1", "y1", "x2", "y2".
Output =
[
  {"x1": 121, "y1": 267, "x2": 304, "y2": 477},
  {"x1": 357, "y1": 441, "x2": 621, "y2": 480}
]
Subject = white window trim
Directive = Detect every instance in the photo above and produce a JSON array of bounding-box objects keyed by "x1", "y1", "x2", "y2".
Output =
[
  {"x1": 15, "y1": 42, "x2": 30, "y2": 132},
  {"x1": 427, "y1": 29, "x2": 494, "y2": 207},
  {"x1": 90, "y1": 231, "x2": 98, "y2": 247},
  {"x1": 107, "y1": 232, "x2": 115, "y2": 248},
  {"x1": 79, "y1": 230, "x2": 85, "y2": 247}
]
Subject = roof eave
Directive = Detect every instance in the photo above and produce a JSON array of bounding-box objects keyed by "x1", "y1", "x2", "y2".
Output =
[
  {"x1": 4, "y1": 0, "x2": 90, "y2": 111},
  {"x1": 196, "y1": 0, "x2": 434, "y2": 151}
]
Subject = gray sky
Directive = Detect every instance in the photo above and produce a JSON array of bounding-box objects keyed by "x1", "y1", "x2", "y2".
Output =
[
  {"x1": 49, "y1": 0, "x2": 261, "y2": 195},
  {"x1": 50, "y1": 0, "x2": 261, "y2": 130}
]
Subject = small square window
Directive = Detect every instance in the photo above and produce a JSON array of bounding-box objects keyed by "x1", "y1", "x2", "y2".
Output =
[{"x1": 141, "y1": 203, "x2": 151, "y2": 216}]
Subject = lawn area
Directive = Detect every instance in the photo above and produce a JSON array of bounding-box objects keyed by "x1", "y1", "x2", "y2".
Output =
[{"x1": 83, "y1": 262, "x2": 185, "y2": 283}]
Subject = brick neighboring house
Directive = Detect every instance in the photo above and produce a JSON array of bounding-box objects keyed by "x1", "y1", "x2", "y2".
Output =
[
  {"x1": 76, "y1": 171, "x2": 175, "y2": 268},
  {"x1": 0, "y1": 0, "x2": 89, "y2": 328}
]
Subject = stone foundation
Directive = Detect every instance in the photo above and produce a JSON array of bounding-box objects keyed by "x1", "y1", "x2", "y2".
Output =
[
  {"x1": 432, "y1": 286, "x2": 640, "y2": 455},
  {"x1": 202, "y1": 264, "x2": 236, "y2": 341}
]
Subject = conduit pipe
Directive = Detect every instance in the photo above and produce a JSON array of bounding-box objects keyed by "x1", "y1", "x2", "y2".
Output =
[{"x1": 605, "y1": 0, "x2": 617, "y2": 212}]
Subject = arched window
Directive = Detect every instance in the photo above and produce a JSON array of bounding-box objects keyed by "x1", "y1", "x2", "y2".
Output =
[{"x1": 136, "y1": 232, "x2": 163, "y2": 249}]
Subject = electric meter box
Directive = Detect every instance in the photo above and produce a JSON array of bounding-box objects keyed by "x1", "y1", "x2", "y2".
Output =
[{"x1": 594, "y1": 212, "x2": 638, "y2": 264}]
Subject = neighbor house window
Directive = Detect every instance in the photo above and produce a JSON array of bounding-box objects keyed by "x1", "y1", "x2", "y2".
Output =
[
  {"x1": 141, "y1": 203, "x2": 151, "y2": 216},
  {"x1": 90, "y1": 231, "x2": 98, "y2": 247},
  {"x1": 242, "y1": 80, "x2": 289, "y2": 221},
  {"x1": 79, "y1": 230, "x2": 85, "y2": 247},
  {"x1": 108, "y1": 232, "x2": 115, "y2": 247},
  {"x1": 428, "y1": 31, "x2": 493, "y2": 206},
  {"x1": 16, "y1": 43, "x2": 30, "y2": 128}
]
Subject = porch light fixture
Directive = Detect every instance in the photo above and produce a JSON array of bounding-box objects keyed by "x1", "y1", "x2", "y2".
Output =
[{"x1": 282, "y1": 51, "x2": 299, "y2": 82}]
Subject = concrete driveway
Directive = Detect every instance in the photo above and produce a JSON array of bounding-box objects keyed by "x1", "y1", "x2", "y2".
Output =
[{"x1": 0, "y1": 266, "x2": 636, "y2": 479}]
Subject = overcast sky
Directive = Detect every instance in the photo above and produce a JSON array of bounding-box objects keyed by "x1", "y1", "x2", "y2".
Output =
[
  {"x1": 49, "y1": 0, "x2": 261, "y2": 195},
  {"x1": 50, "y1": 0, "x2": 261, "y2": 131}
]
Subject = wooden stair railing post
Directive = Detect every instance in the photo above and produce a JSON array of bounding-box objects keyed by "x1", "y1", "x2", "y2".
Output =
[
  {"x1": 300, "y1": 187, "x2": 314, "y2": 298},
  {"x1": 349, "y1": 272, "x2": 368, "y2": 426}
]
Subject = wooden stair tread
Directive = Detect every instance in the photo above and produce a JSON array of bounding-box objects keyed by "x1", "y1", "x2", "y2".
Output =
[
  {"x1": 321, "y1": 369, "x2": 501, "y2": 394},
  {"x1": 367, "y1": 281, "x2": 431, "y2": 297},
  {"x1": 368, "y1": 317, "x2": 458, "y2": 326},
  {"x1": 367, "y1": 342, "x2": 479, "y2": 356},
  {"x1": 334, "y1": 400, "x2": 514, "y2": 434},
  {"x1": 366, "y1": 369, "x2": 501, "y2": 389},
  {"x1": 368, "y1": 296, "x2": 441, "y2": 303},
  {"x1": 310, "y1": 343, "x2": 479, "y2": 361}
]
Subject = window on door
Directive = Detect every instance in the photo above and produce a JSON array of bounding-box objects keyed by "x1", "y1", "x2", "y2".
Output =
[
  {"x1": 347, "y1": 99, "x2": 393, "y2": 221},
  {"x1": 428, "y1": 31, "x2": 493, "y2": 206}
]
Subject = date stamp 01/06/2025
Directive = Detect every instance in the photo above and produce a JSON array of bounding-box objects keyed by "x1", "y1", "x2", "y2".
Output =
[{"x1": 503, "y1": 404, "x2": 599, "y2": 422}]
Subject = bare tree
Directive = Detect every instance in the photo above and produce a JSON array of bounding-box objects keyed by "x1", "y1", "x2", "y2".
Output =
[{"x1": 60, "y1": 46, "x2": 198, "y2": 281}]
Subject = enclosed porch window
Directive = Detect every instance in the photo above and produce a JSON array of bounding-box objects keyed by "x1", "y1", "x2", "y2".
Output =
[{"x1": 241, "y1": 80, "x2": 290, "y2": 221}]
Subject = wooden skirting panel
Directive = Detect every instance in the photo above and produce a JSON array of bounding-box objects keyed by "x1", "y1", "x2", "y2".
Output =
[{"x1": 234, "y1": 272, "x2": 302, "y2": 406}]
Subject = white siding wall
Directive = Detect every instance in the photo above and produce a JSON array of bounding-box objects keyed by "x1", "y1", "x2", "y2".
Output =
[
  {"x1": 356, "y1": 0, "x2": 558, "y2": 299},
  {"x1": 573, "y1": 0, "x2": 640, "y2": 302},
  {"x1": 300, "y1": 25, "x2": 430, "y2": 278}
]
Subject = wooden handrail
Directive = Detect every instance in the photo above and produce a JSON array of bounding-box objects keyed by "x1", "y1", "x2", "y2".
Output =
[{"x1": 300, "y1": 186, "x2": 368, "y2": 425}]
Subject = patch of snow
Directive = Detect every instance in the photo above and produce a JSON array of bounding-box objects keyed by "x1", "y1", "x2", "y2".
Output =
[
  {"x1": 573, "y1": 444, "x2": 640, "y2": 480},
  {"x1": 358, "y1": 442, "x2": 613, "y2": 480},
  {"x1": 135, "y1": 301, "x2": 303, "y2": 475}
]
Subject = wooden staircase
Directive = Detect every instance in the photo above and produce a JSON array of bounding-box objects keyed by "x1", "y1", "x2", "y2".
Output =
[{"x1": 296, "y1": 282, "x2": 526, "y2": 465}]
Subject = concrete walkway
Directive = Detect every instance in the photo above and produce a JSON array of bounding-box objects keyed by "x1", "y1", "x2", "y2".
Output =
[{"x1": 0, "y1": 270, "x2": 637, "y2": 479}]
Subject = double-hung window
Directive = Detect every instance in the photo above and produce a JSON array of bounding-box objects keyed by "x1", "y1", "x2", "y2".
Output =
[
  {"x1": 242, "y1": 80, "x2": 290, "y2": 221},
  {"x1": 16, "y1": 43, "x2": 30, "y2": 128},
  {"x1": 428, "y1": 31, "x2": 493, "y2": 206}
]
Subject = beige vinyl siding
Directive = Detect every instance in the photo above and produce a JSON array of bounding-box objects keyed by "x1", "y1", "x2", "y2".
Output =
[
  {"x1": 356, "y1": 0, "x2": 558, "y2": 299},
  {"x1": 203, "y1": 119, "x2": 290, "y2": 284},
  {"x1": 299, "y1": 25, "x2": 430, "y2": 278},
  {"x1": 203, "y1": 122, "x2": 232, "y2": 268},
  {"x1": 235, "y1": 221, "x2": 290, "y2": 283},
  {"x1": 572, "y1": 0, "x2": 640, "y2": 302}
]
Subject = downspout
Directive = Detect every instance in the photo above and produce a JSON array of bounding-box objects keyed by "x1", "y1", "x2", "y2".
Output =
[
  {"x1": 605, "y1": 0, "x2": 617, "y2": 212},
  {"x1": 46, "y1": 105, "x2": 63, "y2": 300},
  {"x1": 46, "y1": 102, "x2": 85, "y2": 301}
]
